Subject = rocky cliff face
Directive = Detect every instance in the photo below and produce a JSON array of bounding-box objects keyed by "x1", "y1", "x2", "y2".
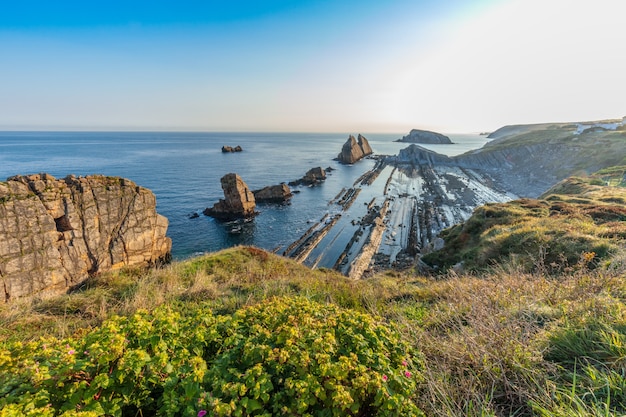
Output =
[
  {"x1": 0, "y1": 174, "x2": 172, "y2": 301},
  {"x1": 396, "y1": 129, "x2": 452, "y2": 144},
  {"x1": 337, "y1": 134, "x2": 373, "y2": 164},
  {"x1": 204, "y1": 173, "x2": 257, "y2": 220}
]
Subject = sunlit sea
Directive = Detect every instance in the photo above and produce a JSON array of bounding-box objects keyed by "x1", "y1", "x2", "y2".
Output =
[{"x1": 0, "y1": 131, "x2": 490, "y2": 259}]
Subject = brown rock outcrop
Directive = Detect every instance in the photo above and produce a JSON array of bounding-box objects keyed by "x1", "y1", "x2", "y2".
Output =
[
  {"x1": 337, "y1": 134, "x2": 373, "y2": 164},
  {"x1": 204, "y1": 173, "x2": 257, "y2": 220},
  {"x1": 253, "y1": 184, "x2": 293, "y2": 203},
  {"x1": 0, "y1": 174, "x2": 172, "y2": 302}
]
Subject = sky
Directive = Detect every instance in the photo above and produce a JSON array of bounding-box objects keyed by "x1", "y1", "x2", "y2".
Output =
[{"x1": 1, "y1": 0, "x2": 624, "y2": 133}]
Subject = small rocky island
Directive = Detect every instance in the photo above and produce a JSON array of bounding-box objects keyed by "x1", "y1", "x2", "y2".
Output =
[
  {"x1": 221, "y1": 145, "x2": 243, "y2": 153},
  {"x1": 204, "y1": 173, "x2": 257, "y2": 220},
  {"x1": 337, "y1": 134, "x2": 373, "y2": 164},
  {"x1": 396, "y1": 129, "x2": 453, "y2": 144}
]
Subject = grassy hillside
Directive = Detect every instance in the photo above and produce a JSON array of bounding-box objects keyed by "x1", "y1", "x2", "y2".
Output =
[
  {"x1": 2, "y1": 236, "x2": 626, "y2": 416},
  {"x1": 422, "y1": 168, "x2": 626, "y2": 274},
  {"x1": 2, "y1": 168, "x2": 626, "y2": 416}
]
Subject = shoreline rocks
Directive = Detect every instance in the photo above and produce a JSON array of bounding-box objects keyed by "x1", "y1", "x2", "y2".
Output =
[
  {"x1": 204, "y1": 173, "x2": 257, "y2": 220},
  {"x1": 0, "y1": 173, "x2": 171, "y2": 301},
  {"x1": 337, "y1": 134, "x2": 373, "y2": 164},
  {"x1": 396, "y1": 129, "x2": 453, "y2": 144}
]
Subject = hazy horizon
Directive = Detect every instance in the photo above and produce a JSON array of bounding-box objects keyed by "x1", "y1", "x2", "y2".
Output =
[{"x1": 2, "y1": 0, "x2": 625, "y2": 133}]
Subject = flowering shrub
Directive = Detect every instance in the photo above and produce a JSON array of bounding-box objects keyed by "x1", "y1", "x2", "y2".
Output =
[{"x1": 0, "y1": 297, "x2": 422, "y2": 416}]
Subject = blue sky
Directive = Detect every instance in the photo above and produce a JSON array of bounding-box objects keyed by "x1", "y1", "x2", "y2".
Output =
[{"x1": 1, "y1": 0, "x2": 624, "y2": 132}]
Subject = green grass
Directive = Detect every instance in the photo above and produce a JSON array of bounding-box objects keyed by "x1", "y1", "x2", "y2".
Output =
[{"x1": 2, "y1": 169, "x2": 626, "y2": 416}]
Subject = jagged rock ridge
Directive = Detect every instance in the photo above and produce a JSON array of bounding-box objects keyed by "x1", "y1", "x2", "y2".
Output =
[
  {"x1": 0, "y1": 174, "x2": 171, "y2": 301},
  {"x1": 337, "y1": 134, "x2": 373, "y2": 164}
]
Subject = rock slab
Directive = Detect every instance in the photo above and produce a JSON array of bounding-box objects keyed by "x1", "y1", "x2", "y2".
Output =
[
  {"x1": 337, "y1": 134, "x2": 373, "y2": 164},
  {"x1": 204, "y1": 173, "x2": 257, "y2": 220},
  {"x1": 0, "y1": 174, "x2": 172, "y2": 301}
]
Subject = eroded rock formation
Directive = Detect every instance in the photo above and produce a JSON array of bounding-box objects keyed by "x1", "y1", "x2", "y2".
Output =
[
  {"x1": 396, "y1": 129, "x2": 453, "y2": 144},
  {"x1": 0, "y1": 174, "x2": 172, "y2": 301},
  {"x1": 204, "y1": 173, "x2": 257, "y2": 220},
  {"x1": 337, "y1": 134, "x2": 373, "y2": 164},
  {"x1": 253, "y1": 184, "x2": 293, "y2": 203}
]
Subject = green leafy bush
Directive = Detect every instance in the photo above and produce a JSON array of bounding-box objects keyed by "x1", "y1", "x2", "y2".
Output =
[{"x1": 0, "y1": 297, "x2": 423, "y2": 416}]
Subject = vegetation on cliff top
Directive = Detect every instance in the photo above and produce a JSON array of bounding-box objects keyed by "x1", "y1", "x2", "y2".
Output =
[
  {"x1": 422, "y1": 168, "x2": 626, "y2": 274},
  {"x1": 1, "y1": 169, "x2": 626, "y2": 416}
]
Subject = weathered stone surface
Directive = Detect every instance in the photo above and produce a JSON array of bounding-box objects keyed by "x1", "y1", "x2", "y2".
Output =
[
  {"x1": 253, "y1": 184, "x2": 293, "y2": 203},
  {"x1": 337, "y1": 134, "x2": 373, "y2": 164},
  {"x1": 204, "y1": 173, "x2": 257, "y2": 220},
  {"x1": 396, "y1": 129, "x2": 453, "y2": 144},
  {"x1": 0, "y1": 174, "x2": 172, "y2": 302}
]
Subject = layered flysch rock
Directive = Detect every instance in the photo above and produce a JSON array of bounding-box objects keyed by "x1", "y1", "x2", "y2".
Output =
[
  {"x1": 0, "y1": 173, "x2": 172, "y2": 301},
  {"x1": 396, "y1": 129, "x2": 452, "y2": 144},
  {"x1": 337, "y1": 134, "x2": 373, "y2": 164},
  {"x1": 253, "y1": 184, "x2": 293, "y2": 203},
  {"x1": 204, "y1": 173, "x2": 257, "y2": 220}
]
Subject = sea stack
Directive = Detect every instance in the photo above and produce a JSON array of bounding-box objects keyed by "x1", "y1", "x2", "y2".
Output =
[
  {"x1": 204, "y1": 173, "x2": 257, "y2": 220},
  {"x1": 337, "y1": 134, "x2": 373, "y2": 164}
]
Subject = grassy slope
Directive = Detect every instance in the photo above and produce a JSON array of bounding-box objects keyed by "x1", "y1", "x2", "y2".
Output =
[
  {"x1": 1, "y1": 170, "x2": 626, "y2": 416},
  {"x1": 422, "y1": 169, "x2": 626, "y2": 274}
]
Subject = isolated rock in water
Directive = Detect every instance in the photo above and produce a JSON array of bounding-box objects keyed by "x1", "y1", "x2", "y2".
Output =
[
  {"x1": 222, "y1": 145, "x2": 243, "y2": 153},
  {"x1": 337, "y1": 134, "x2": 373, "y2": 164},
  {"x1": 204, "y1": 173, "x2": 257, "y2": 220},
  {"x1": 303, "y1": 167, "x2": 326, "y2": 184},
  {"x1": 288, "y1": 167, "x2": 327, "y2": 187},
  {"x1": 0, "y1": 173, "x2": 172, "y2": 301},
  {"x1": 253, "y1": 184, "x2": 293, "y2": 203},
  {"x1": 396, "y1": 129, "x2": 453, "y2": 144}
]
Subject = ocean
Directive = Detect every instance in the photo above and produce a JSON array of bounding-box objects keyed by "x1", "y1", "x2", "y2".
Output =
[{"x1": 0, "y1": 131, "x2": 490, "y2": 259}]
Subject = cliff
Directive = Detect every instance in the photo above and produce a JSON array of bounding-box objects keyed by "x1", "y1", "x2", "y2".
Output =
[
  {"x1": 337, "y1": 134, "x2": 373, "y2": 164},
  {"x1": 396, "y1": 120, "x2": 626, "y2": 198},
  {"x1": 396, "y1": 129, "x2": 452, "y2": 144},
  {"x1": 0, "y1": 174, "x2": 171, "y2": 301}
]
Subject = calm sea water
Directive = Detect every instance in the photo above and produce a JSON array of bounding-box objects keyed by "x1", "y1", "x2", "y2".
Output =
[{"x1": 0, "y1": 131, "x2": 490, "y2": 259}]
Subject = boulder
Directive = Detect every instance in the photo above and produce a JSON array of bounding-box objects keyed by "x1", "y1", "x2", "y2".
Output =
[
  {"x1": 396, "y1": 129, "x2": 453, "y2": 144},
  {"x1": 0, "y1": 174, "x2": 171, "y2": 301},
  {"x1": 289, "y1": 167, "x2": 327, "y2": 187},
  {"x1": 337, "y1": 134, "x2": 373, "y2": 164},
  {"x1": 204, "y1": 173, "x2": 257, "y2": 220},
  {"x1": 253, "y1": 184, "x2": 293, "y2": 203}
]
